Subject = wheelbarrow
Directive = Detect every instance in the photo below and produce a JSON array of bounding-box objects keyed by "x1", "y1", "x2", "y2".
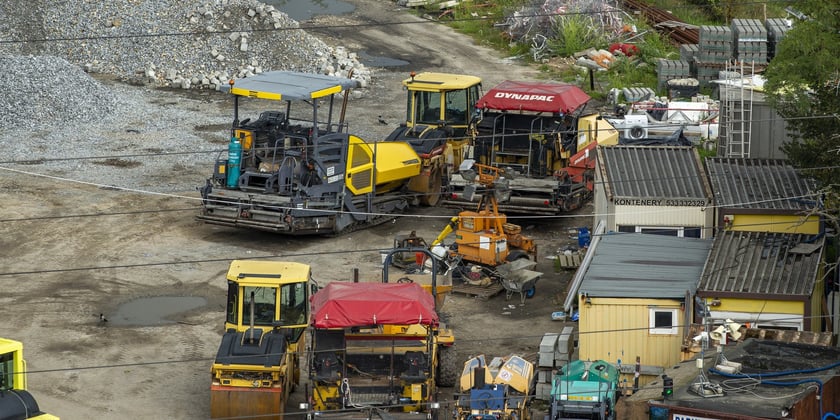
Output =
[{"x1": 495, "y1": 259, "x2": 542, "y2": 305}]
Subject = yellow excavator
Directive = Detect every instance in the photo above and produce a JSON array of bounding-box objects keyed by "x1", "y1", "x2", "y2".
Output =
[
  {"x1": 0, "y1": 338, "x2": 59, "y2": 419},
  {"x1": 210, "y1": 260, "x2": 314, "y2": 419}
]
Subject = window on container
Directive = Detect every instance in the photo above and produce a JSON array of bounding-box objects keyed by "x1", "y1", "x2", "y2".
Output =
[
  {"x1": 640, "y1": 227, "x2": 679, "y2": 236},
  {"x1": 617, "y1": 225, "x2": 635, "y2": 233},
  {"x1": 684, "y1": 227, "x2": 702, "y2": 238},
  {"x1": 754, "y1": 320, "x2": 802, "y2": 331},
  {"x1": 649, "y1": 308, "x2": 678, "y2": 334}
]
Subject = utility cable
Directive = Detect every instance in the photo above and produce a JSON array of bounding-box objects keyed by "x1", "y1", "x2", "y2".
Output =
[
  {"x1": 0, "y1": 216, "x2": 825, "y2": 278},
  {"x1": 0, "y1": 162, "x2": 826, "y2": 223},
  {"x1": 16, "y1": 312, "x2": 837, "y2": 376},
  {"x1": 1, "y1": 112, "x2": 838, "y2": 167}
]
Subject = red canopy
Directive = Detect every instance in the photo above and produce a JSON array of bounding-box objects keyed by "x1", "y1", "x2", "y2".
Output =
[
  {"x1": 476, "y1": 80, "x2": 591, "y2": 114},
  {"x1": 311, "y1": 282, "x2": 439, "y2": 328}
]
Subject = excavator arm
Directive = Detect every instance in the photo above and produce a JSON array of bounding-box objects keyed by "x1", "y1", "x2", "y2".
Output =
[{"x1": 431, "y1": 216, "x2": 459, "y2": 247}]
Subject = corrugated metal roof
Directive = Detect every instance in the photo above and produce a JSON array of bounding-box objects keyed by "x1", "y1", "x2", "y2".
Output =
[
  {"x1": 698, "y1": 231, "x2": 823, "y2": 296},
  {"x1": 599, "y1": 146, "x2": 710, "y2": 200},
  {"x1": 705, "y1": 158, "x2": 815, "y2": 210},
  {"x1": 580, "y1": 233, "x2": 712, "y2": 298}
]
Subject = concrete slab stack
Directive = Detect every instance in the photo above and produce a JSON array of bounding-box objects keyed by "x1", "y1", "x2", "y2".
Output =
[
  {"x1": 731, "y1": 19, "x2": 768, "y2": 63},
  {"x1": 765, "y1": 18, "x2": 791, "y2": 59},
  {"x1": 679, "y1": 44, "x2": 699, "y2": 75},
  {"x1": 695, "y1": 25, "x2": 733, "y2": 87},
  {"x1": 697, "y1": 25, "x2": 733, "y2": 63},
  {"x1": 656, "y1": 59, "x2": 691, "y2": 90},
  {"x1": 622, "y1": 87, "x2": 656, "y2": 103},
  {"x1": 535, "y1": 326, "x2": 575, "y2": 401}
]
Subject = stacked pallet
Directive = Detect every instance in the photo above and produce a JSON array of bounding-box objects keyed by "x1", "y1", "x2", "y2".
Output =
[
  {"x1": 695, "y1": 25, "x2": 733, "y2": 87},
  {"x1": 535, "y1": 326, "x2": 575, "y2": 401},
  {"x1": 679, "y1": 43, "x2": 699, "y2": 74},
  {"x1": 765, "y1": 18, "x2": 791, "y2": 59},
  {"x1": 732, "y1": 19, "x2": 768, "y2": 63},
  {"x1": 656, "y1": 59, "x2": 691, "y2": 90},
  {"x1": 698, "y1": 25, "x2": 733, "y2": 63}
]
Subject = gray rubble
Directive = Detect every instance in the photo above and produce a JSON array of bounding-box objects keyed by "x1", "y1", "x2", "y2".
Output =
[
  {"x1": 0, "y1": 0, "x2": 371, "y2": 90},
  {"x1": 0, "y1": 0, "x2": 379, "y2": 194}
]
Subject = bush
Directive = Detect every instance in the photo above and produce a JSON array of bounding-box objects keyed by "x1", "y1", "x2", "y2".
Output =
[{"x1": 547, "y1": 13, "x2": 609, "y2": 57}]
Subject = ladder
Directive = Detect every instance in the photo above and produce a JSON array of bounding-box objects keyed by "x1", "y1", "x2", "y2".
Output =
[{"x1": 722, "y1": 61, "x2": 754, "y2": 158}]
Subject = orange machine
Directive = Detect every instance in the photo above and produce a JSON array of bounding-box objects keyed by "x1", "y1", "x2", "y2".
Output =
[{"x1": 432, "y1": 163, "x2": 537, "y2": 267}]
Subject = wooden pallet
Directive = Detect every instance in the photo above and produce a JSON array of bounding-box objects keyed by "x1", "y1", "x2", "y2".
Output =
[{"x1": 451, "y1": 282, "x2": 505, "y2": 300}]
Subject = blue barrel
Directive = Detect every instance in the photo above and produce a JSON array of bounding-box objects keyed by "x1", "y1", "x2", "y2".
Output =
[
  {"x1": 226, "y1": 137, "x2": 242, "y2": 188},
  {"x1": 577, "y1": 227, "x2": 591, "y2": 248}
]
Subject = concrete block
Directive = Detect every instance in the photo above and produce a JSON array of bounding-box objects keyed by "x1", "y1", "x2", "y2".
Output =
[
  {"x1": 538, "y1": 352, "x2": 555, "y2": 368},
  {"x1": 536, "y1": 383, "x2": 553, "y2": 401},
  {"x1": 540, "y1": 333, "x2": 559, "y2": 352},
  {"x1": 537, "y1": 369, "x2": 555, "y2": 383},
  {"x1": 558, "y1": 326, "x2": 575, "y2": 353}
]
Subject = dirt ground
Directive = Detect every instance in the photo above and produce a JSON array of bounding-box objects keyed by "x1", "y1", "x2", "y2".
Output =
[{"x1": 0, "y1": 1, "x2": 591, "y2": 418}]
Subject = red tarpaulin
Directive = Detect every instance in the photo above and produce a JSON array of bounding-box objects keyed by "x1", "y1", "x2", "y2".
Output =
[
  {"x1": 311, "y1": 282, "x2": 439, "y2": 328},
  {"x1": 476, "y1": 80, "x2": 591, "y2": 114}
]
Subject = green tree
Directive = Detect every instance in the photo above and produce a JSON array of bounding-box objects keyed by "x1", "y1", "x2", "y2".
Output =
[{"x1": 764, "y1": 1, "x2": 840, "y2": 196}]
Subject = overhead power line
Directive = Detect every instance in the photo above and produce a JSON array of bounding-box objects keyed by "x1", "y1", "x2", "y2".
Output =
[
  {"x1": 0, "y1": 216, "x2": 824, "y2": 278},
  {"x1": 0, "y1": 160, "x2": 824, "y2": 224},
  {"x1": 16, "y1": 312, "x2": 835, "y2": 377}
]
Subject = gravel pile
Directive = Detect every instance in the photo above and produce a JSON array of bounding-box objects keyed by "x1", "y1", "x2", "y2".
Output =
[
  {"x1": 0, "y1": 0, "x2": 371, "y2": 89},
  {"x1": 0, "y1": 0, "x2": 377, "y2": 194},
  {"x1": 0, "y1": 55, "x2": 125, "y2": 131}
]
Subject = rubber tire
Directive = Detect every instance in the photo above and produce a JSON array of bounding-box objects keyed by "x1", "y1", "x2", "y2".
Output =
[
  {"x1": 505, "y1": 250, "x2": 530, "y2": 262},
  {"x1": 525, "y1": 285, "x2": 536, "y2": 299},
  {"x1": 420, "y1": 168, "x2": 443, "y2": 206},
  {"x1": 436, "y1": 344, "x2": 458, "y2": 387}
]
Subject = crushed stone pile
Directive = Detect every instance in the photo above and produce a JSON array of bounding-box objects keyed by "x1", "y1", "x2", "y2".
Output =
[
  {"x1": 0, "y1": 0, "x2": 371, "y2": 90},
  {"x1": 0, "y1": 55, "x2": 125, "y2": 131},
  {"x1": 0, "y1": 0, "x2": 375, "y2": 193}
]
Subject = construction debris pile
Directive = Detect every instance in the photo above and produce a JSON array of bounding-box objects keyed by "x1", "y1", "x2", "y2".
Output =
[{"x1": 500, "y1": 0, "x2": 632, "y2": 61}]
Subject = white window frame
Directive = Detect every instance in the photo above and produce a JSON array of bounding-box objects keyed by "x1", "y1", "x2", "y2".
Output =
[
  {"x1": 638, "y1": 226, "x2": 682, "y2": 237},
  {"x1": 709, "y1": 311, "x2": 804, "y2": 331},
  {"x1": 618, "y1": 225, "x2": 702, "y2": 238},
  {"x1": 650, "y1": 308, "x2": 678, "y2": 335}
]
